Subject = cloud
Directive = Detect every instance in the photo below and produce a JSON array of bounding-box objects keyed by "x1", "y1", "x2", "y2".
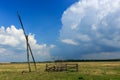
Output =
[
  {"x1": 62, "y1": 39, "x2": 78, "y2": 45},
  {"x1": 0, "y1": 48, "x2": 6, "y2": 53},
  {"x1": 0, "y1": 25, "x2": 55, "y2": 62},
  {"x1": 81, "y1": 52, "x2": 120, "y2": 60},
  {"x1": 0, "y1": 26, "x2": 24, "y2": 47},
  {"x1": 59, "y1": 0, "x2": 120, "y2": 59}
]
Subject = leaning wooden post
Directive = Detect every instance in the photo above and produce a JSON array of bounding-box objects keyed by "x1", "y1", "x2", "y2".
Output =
[
  {"x1": 28, "y1": 43, "x2": 37, "y2": 71},
  {"x1": 26, "y1": 36, "x2": 31, "y2": 72},
  {"x1": 17, "y1": 11, "x2": 37, "y2": 72}
]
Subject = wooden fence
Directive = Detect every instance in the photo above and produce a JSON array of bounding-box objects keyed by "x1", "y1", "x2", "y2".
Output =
[{"x1": 46, "y1": 63, "x2": 78, "y2": 72}]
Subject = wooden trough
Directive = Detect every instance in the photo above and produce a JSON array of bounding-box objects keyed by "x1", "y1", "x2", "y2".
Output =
[{"x1": 46, "y1": 63, "x2": 78, "y2": 72}]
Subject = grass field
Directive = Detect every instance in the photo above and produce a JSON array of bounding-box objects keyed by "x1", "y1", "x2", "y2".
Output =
[{"x1": 0, "y1": 62, "x2": 120, "y2": 80}]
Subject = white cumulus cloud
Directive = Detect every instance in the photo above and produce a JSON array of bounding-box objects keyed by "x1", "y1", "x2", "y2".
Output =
[
  {"x1": 59, "y1": 0, "x2": 120, "y2": 59},
  {"x1": 0, "y1": 25, "x2": 24, "y2": 47},
  {"x1": 62, "y1": 39, "x2": 78, "y2": 45},
  {"x1": 0, "y1": 25, "x2": 54, "y2": 62}
]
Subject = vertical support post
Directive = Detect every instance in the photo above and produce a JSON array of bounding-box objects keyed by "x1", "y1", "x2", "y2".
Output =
[
  {"x1": 26, "y1": 36, "x2": 31, "y2": 72},
  {"x1": 28, "y1": 43, "x2": 37, "y2": 71}
]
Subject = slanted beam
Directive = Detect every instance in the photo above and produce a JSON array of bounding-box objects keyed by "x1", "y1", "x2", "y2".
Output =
[
  {"x1": 26, "y1": 36, "x2": 31, "y2": 72},
  {"x1": 17, "y1": 12, "x2": 37, "y2": 72}
]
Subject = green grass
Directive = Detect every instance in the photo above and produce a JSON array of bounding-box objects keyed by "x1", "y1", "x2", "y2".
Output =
[{"x1": 0, "y1": 62, "x2": 120, "y2": 80}]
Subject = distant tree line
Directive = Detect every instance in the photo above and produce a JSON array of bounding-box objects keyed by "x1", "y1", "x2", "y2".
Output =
[
  {"x1": 9, "y1": 59, "x2": 120, "y2": 63},
  {"x1": 54, "y1": 59, "x2": 120, "y2": 62}
]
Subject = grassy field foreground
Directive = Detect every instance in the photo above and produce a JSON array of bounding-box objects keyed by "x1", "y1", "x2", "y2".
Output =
[{"x1": 0, "y1": 62, "x2": 120, "y2": 80}]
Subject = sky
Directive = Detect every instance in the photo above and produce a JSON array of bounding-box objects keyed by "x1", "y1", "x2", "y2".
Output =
[{"x1": 0, "y1": 0, "x2": 120, "y2": 62}]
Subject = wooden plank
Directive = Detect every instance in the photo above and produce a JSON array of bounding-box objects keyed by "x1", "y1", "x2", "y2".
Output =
[{"x1": 46, "y1": 63, "x2": 78, "y2": 72}]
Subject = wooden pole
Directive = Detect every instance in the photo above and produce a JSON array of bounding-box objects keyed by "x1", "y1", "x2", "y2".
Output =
[
  {"x1": 26, "y1": 36, "x2": 31, "y2": 72},
  {"x1": 28, "y1": 43, "x2": 37, "y2": 71},
  {"x1": 17, "y1": 12, "x2": 37, "y2": 72}
]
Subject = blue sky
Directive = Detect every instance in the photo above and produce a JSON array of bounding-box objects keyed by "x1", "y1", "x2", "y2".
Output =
[
  {"x1": 0, "y1": 0, "x2": 78, "y2": 44},
  {"x1": 0, "y1": 0, "x2": 77, "y2": 43},
  {"x1": 0, "y1": 0, "x2": 120, "y2": 62},
  {"x1": 0, "y1": 0, "x2": 78, "y2": 62}
]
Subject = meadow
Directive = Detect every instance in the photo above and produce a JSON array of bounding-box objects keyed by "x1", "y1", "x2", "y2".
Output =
[{"x1": 0, "y1": 62, "x2": 120, "y2": 80}]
